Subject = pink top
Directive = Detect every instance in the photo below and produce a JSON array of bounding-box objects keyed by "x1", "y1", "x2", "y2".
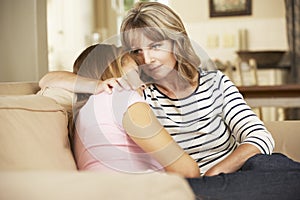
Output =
[{"x1": 73, "y1": 89, "x2": 164, "y2": 173}]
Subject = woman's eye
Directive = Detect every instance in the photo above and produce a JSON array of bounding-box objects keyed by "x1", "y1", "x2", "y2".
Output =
[{"x1": 151, "y1": 44, "x2": 161, "y2": 50}]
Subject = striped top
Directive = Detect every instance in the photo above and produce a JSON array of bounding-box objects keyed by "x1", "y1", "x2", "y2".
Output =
[{"x1": 143, "y1": 70, "x2": 274, "y2": 174}]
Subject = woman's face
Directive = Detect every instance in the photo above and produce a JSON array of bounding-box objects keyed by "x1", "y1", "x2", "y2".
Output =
[{"x1": 129, "y1": 36, "x2": 177, "y2": 82}]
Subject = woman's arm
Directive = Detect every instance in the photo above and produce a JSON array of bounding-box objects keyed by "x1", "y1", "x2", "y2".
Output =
[
  {"x1": 204, "y1": 143, "x2": 260, "y2": 176},
  {"x1": 39, "y1": 71, "x2": 115, "y2": 94},
  {"x1": 205, "y1": 71, "x2": 274, "y2": 176},
  {"x1": 123, "y1": 102, "x2": 200, "y2": 178}
]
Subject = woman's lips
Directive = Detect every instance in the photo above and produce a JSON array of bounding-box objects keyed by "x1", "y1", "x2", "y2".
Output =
[{"x1": 148, "y1": 64, "x2": 161, "y2": 71}]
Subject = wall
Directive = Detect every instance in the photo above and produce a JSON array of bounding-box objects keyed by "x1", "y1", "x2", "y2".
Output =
[
  {"x1": 47, "y1": 0, "x2": 95, "y2": 71},
  {"x1": 94, "y1": 0, "x2": 119, "y2": 42},
  {"x1": 0, "y1": 0, "x2": 288, "y2": 81},
  {"x1": 48, "y1": 0, "x2": 120, "y2": 72},
  {"x1": 168, "y1": 0, "x2": 288, "y2": 121},
  {"x1": 0, "y1": 0, "x2": 48, "y2": 82},
  {"x1": 169, "y1": 0, "x2": 288, "y2": 62}
]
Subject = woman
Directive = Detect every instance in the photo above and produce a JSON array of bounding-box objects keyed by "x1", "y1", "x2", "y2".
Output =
[
  {"x1": 120, "y1": 1, "x2": 274, "y2": 176},
  {"x1": 70, "y1": 44, "x2": 199, "y2": 177},
  {"x1": 118, "y1": 2, "x2": 300, "y2": 199}
]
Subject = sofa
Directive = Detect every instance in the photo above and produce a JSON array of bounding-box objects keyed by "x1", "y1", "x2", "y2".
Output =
[{"x1": 0, "y1": 81, "x2": 299, "y2": 200}]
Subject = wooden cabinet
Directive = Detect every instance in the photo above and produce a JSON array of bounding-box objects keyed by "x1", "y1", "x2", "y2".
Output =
[{"x1": 238, "y1": 84, "x2": 300, "y2": 120}]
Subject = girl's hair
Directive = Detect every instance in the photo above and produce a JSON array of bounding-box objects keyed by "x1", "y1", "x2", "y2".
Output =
[
  {"x1": 73, "y1": 44, "x2": 99, "y2": 74},
  {"x1": 72, "y1": 44, "x2": 127, "y2": 128},
  {"x1": 75, "y1": 44, "x2": 124, "y2": 81},
  {"x1": 120, "y1": 2, "x2": 200, "y2": 85}
]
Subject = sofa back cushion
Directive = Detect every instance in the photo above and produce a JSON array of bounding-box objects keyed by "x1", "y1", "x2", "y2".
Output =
[
  {"x1": 37, "y1": 87, "x2": 74, "y2": 114},
  {"x1": 0, "y1": 82, "x2": 39, "y2": 95},
  {"x1": 0, "y1": 95, "x2": 77, "y2": 170}
]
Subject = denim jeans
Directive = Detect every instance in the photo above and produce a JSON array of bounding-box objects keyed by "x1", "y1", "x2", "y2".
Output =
[{"x1": 186, "y1": 153, "x2": 300, "y2": 200}]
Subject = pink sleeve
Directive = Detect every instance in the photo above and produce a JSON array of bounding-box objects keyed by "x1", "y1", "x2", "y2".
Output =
[
  {"x1": 127, "y1": 90, "x2": 146, "y2": 107},
  {"x1": 111, "y1": 89, "x2": 146, "y2": 127}
]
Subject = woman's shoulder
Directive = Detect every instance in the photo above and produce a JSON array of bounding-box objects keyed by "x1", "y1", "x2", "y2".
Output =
[
  {"x1": 199, "y1": 70, "x2": 225, "y2": 84},
  {"x1": 199, "y1": 69, "x2": 224, "y2": 78}
]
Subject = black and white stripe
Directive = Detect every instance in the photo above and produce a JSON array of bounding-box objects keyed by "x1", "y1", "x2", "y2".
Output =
[{"x1": 143, "y1": 70, "x2": 274, "y2": 173}]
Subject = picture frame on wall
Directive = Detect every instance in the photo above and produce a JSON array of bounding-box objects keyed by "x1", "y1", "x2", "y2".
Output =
[{"x1": 209, "y1": 0, "x2": 252, "y2": 17}]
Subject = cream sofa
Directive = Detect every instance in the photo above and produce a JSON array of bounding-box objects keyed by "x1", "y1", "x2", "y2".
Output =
[{"x1": 0, "y1": 82, "x2": 299, "y2": 200}]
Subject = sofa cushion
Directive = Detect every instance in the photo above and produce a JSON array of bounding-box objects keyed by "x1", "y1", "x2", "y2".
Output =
[
  {"x1": 36, "y1": 87, "x2": 75, "y2": 140},
  {"x1": 0, "y1": 95, "x2": 77, "y2": 170},
  {"x1": 0, "y1": 171, "x2": 195, "y2": 200},
  {"x1": 36, "y1": 87, "x2": 74, "y2": 114},
  {"x1": 264, "y1": 120, "x2": 300, "y2": 162}
]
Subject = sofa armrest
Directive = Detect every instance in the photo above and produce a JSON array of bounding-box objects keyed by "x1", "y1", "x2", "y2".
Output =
[
  {"x1": 264, "y1": 120, "x2": 300, "y2": 162},
  {"x1": 0, "y1": 95, "x2": 77, "y2": 170}
]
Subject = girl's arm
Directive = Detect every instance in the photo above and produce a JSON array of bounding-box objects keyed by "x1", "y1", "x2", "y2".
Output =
[
  {"x1": 123, "y1": 102, "x2": 200, "y2": 178},
  {"x1": 39, "y1": 71, "x2": 115, "y2": 94}
]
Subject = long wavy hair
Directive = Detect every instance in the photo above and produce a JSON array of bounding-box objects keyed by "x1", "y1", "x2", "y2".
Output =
[{"x1": 120, "y1": 1, "x2": 200, "y2": 86}]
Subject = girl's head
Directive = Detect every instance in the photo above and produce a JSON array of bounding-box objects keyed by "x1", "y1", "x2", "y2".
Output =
[
  {"x1": 120, "y1": 2, "x2": 200, "y2": 85},
  {"x1": 73, "y1": 44, "x2": 137, "y2": 124},
  {"x1": 73, "y1": 44, "x2": 98, "y2": 74},
  {"x1": 75, "y1": 44, "x2": 126, "y2": 81}
]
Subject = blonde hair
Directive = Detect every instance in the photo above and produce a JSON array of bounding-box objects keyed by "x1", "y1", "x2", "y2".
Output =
[
  {"x1": 73, "y1": 44, "x2": 129, "y2": 126},
  {"x1": 120, "y1": 2, "x2": 200, "y2": 85}
]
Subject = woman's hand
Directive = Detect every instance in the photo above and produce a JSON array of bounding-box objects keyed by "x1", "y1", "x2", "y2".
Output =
[
  {"x1": 203, "y1": 165, "x2": 223, "y2": 176},
  {"x1": 204, "y1": 143, "x2": 261, "y2": 176},
  {"x1": 94, "y1": 76, "x2": 138, "y2": 94},
  {"x1": 95, "y1": 69, "x2": 146, "y2": 94}
]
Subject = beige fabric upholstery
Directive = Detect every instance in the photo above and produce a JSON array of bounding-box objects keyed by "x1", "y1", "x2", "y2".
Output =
[
  {"x1": 0, "y1": 171, "x2": 195, "y2": 200},
  {"x1": 0, "y1": 95, "x2": 77, "y2": 170},
  {"x1": 0, "y1": 82, "x2": 39, "y2": 95},
  {"x1": 36, "y1": 87, "x2": 74, "y2": 114},
  {"x1": 265, "y1": 121, "x2": 300, "y2": 162}
]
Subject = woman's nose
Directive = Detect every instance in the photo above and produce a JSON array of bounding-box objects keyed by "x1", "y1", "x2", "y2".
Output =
[{"x1": 143, "y1": 49, "x2": 152, "y2": 64}]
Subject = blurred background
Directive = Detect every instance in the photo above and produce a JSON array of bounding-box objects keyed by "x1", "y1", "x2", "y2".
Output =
[{"x1": 0, "y1": 0, "x2": 299, "y2": 120}]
